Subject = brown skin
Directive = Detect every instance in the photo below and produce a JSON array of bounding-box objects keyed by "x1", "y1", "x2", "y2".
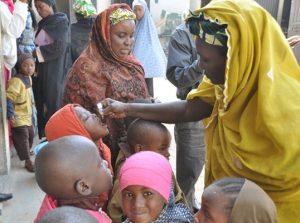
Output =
[
  {"x1": 74, "y1": 106, "x2": 109, "y2": 142},
  {"x1": 19, "y1": 58, "x2": 35, "y2": 76},
  {"x1": 34, "y1": 1, "x2": 54, "y2": 18},
  {"x1": 133, "y1": 5, "x2": 145, "y2": 21},
  {"x1": 101, "y1": 35, "x2": 227, "y2": 123},
  {"x1": 110, "y1": 20, "x2": 135, "y2": 59},
  {"x1": 194, "y1": 185, "x2": 231, "y2": 223},
  {"x1": 122, "y1": 186, "x2": 166, "y2": 223},
  {"x1": 133, "y1": 127, "x2": 171, "y2": 160}
]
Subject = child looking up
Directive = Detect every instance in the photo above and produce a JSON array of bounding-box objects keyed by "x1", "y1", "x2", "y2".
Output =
[
  {"x1": 119, "y1": 151, "x2": 194, "y2": 223},
  {"x1": 194, "y1": 177, "x2": 277, "y2": 223},
  {"x1": 107, "y1": 119, "x2": 187, "y2": 222},
  {"x1": 6, "y1": 53, "x2": 35, "y2": 172},
  {"x1": 34, "y1": 135, "x2": 113, "y2": 223}
]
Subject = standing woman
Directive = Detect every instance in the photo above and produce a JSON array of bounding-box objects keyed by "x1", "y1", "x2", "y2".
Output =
[
  {"x1": 63, "y1": 4, "x2": 149, "y2": 166},
  {"x1": 132, "y1": 0, "x2": 166, "y2": 97},
  {"x1": 33, "y1": 0, "x2": 71, "y2": 138}
]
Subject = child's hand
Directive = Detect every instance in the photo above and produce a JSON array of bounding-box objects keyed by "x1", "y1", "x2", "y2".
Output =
[
  {"x1": 8, "y1": 116, "x2": 15, "y2": 123},
  {"x1": 101, "y1": 98, "x2": 127, "y2": 119}
]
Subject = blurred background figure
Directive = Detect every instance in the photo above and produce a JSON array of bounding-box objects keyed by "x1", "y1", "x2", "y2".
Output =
[
  {"x1": 71, "y1": 0, "x2": 97, "y2": 63},
  {"x1": 132, "y1": 0, "x2": 167, "y2": 97}
]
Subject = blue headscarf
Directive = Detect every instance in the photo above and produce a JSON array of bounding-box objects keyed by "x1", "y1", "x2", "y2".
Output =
[{"x1": 132, "y1": 0, "x2": 166, "y2": 78}]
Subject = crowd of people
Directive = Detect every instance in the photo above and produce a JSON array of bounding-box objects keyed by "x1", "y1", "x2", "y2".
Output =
[{"x1": 1, "y1": 0, "x2": 300, "y2": 222}]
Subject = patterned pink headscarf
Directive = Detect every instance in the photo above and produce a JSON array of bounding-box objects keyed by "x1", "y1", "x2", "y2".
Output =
[{"x1": 119, "y1": 151, "x2": 172, "y2": 202}]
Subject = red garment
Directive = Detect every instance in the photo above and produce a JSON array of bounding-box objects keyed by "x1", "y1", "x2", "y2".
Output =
[
  {"x1": 63, "y1": 4, "x2": 150, "y2": 162},
  {"x1": 45, "y1": 104, "x2": 112, "y2": 207},
  {"x1": 2, "y1": 0, "x2": 14, "y2": 13},
  {"x1": 34, "y1": 195, "x2": 112, "y2": 223}
]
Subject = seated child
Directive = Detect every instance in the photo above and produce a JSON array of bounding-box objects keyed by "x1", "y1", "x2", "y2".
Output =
[
  {"x1": 107, "y1": 119, "x2": 186, "y2": 222},
  {"x1": 34, "y1": 135, "x2": 113, "y2": 223},
  {"x1": 119, "y1": 151, "x2": 194, "y2": 223},
  {"x1": 6, "y1": 53, "x2": 36, "y2": 172},
  {"x1": 194, "y1": 177, "x2": 277, "y2": 223},
  {"x1": 38, "y1": 206, "x2": 98, "y2": 223}
]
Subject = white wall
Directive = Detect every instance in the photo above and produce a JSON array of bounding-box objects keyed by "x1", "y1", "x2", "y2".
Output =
[{"x1": 97, "y1": 0, "x2": 112, "y2": 13}]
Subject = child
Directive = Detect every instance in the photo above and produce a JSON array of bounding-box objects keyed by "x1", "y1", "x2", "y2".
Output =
[
  {"x1": 45, "y1": 104, "x2": 113, "y2": 172},
  {"x1": 38, "y1": 206, "x2": 98, "y2": 223},
  {"x1": 194, "y1": 177, "x2": 277, "y2": 223},
  {"x1": 107, "y1": 119, "x2": 187, "y2": 222},
  {"x1": 6, "y1": 53, "x2": 35, "y2": 172},
  {"x1": 43, "y1": 104, "x2": 113, "y2": 209},
  {"x1": 119, "y1": 151, "x2": 194, "y2": 223},
  {"x1": 34, "y1": 135, "x2": 113, "y2": 223}
]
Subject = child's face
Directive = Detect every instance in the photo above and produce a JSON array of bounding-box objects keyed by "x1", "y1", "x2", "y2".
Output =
[
  {"x1": 20, "y1": 58, "x2": 35, "y2": 76},
  {"x1": 194, "y1": 185, "x2": 230, "y2": 223},
  {"x1": 89, "y1": 155, "x2": 113, "y2": 196},
  {"x1": 121, "y1": 185, "x2": 166, "y2": 223},
  {"x1": 138, "y1": 131, "x2": 171, "y2": 160},
  {"x1": 133, "y1": 5, "x2": 145, "y2": 21},
  {"x1": 74, "y1": 106, "x2": 109, "y2": 141}
]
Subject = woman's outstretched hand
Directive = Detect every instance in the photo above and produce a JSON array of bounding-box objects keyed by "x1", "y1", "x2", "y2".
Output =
[{"x1": 101, "y1": 98, "x2": 127, "y2": 119}]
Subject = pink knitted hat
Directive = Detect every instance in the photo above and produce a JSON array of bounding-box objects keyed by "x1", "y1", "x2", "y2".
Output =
[{"x1": 119, "y1": 151, "x2": 172, "y2": 202}]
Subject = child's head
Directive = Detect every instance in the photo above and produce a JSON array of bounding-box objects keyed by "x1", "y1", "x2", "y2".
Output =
[
  {"x1": 45, "y1": 104, "x2": 108, "y2": 142},
  {"x1": 127, "y1": 119, "x2": 171, "y2": 159},
  {"x1": 132, "y1": 0, "x2": 146, "y2": 21},
  {"x1": 17, "y1": 53, "x2": 35, "y2": 76},
  {"x1": 119, "y1": 151, "x2": 172, "y2": 223},
  {"x1": 195, "y1": 177, "x2": 277, "y2": 223},
  {"x1": 35, "y1": 136, "x2": 112, "y2": 206},
  {"x1": 38, "y1": 206, "x2": 97, "y2": 223}
]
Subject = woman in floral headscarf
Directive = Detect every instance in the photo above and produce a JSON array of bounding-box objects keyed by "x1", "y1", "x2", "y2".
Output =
[
  {"x1": 64, "y1": 4, "x2": 149, "y2": 166},
  {"x1": 101, "y1": 0, "x2": 300, "y2": 222},
  {"x1": 71, "y1": 0, "x2": 96, "y2": 62}
]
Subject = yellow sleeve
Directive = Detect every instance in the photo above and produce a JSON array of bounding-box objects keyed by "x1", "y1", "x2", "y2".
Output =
[{"x1": 6, "y1": 78, "x2": 22, "y2": 102}]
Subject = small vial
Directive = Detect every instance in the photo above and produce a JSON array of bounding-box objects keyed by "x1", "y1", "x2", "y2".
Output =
[{"x1": 97, "y1": 103, "x2": 104, "y2": 119}]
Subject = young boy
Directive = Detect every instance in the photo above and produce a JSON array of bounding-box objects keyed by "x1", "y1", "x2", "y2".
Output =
[
  {"x1": 34, "y1": 135, "x2": 113, "y2": 223},
  {"x1": 6, "y1": 53, "x2": 35, "y2": 172},
  {"x1": 107, "y1": 119, "x2": 186, "y2": 222}
]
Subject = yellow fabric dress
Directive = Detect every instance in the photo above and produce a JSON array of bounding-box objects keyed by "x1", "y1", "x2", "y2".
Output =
[{"x1": 187, "y1": 0, "x2": 300, "y2": 222}]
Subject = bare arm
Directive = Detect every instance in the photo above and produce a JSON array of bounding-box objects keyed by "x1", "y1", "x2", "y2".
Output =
[{"x1": 102, "y1": 98, "x2": 213, "y2": 123}]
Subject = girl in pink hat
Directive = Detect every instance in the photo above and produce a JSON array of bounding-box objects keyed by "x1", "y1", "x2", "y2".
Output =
[{"x1": 119, "y1": 151, "x2": 193, "y2": 223}]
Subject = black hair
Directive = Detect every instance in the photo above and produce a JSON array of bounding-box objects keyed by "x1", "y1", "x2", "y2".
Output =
[
  {"x1": 127, "y1": 118, "x2": 169, "y2": 153},
  {"x1": 213, "y1": 177, "x2": 245, "y2": 210}
]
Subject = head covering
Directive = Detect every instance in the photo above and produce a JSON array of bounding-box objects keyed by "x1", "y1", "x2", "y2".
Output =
[
  {"x1": 63, "y1": 3, "x2": 149, "y2": 155},
  {"x1": 186, "y1": 12, "x2": 228, "y2": 47},
  {"x1": 109, "y1": 7, "x2": 136, "y2": 26},
  {"x1": 186, "y1": 1, "x2": 300, "y2": 222},
  {"x1": 17, "y1": 53, "x2": 34, "y2": 68},
  {"x1": 45, "y1": 103, "x2": 113, "y2": 178},
  {"x1": 73, "y1": 0, "x2": 96, "y2": 17},
  {"x1": 132, "y1": 0, "x2": 166, "y2": 78},
  {"x1": 119, "y1": 151, "x2": 172, "y2": 201},
  {"x1": 229, "y1": 179, "x2": 277, "y2": 223},
  {"x1": 45, "y1": 104, "x2": 90, "y2": 141}
]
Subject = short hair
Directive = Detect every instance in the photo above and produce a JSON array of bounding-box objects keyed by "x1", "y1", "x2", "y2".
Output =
[
  {"x1": 212, "y1": 177, "x2": 245, "y2": 209},
  {"x1": 38, "y1": 206, "x2": 98, "y2": 223},
  {"x1": 127, "y1": 118, "x2": 170, "y2": 152}
]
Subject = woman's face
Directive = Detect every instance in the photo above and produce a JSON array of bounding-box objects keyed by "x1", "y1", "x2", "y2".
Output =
[
  {"x1": 121, "y1": 185, "x2": 166, "y2": 223},
  {"x1": 34, "y1": 1, "x2": 54, "y2": 18},
  {"x1": 134, "y1": 5, "x2": 145, "y2": 21},
  {"x1": 110, "y1": 20, "x2": 135, "y2": 59},
  {"x1": 194, "y1": 185, "x2": 231, "y2": 223},
  {"x1": 196, "y1": 36, "x2": 227, "y2": 85}
]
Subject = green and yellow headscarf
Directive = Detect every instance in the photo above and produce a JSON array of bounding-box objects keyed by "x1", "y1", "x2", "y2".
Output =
[
  {"x1": 73, "y1": 0, "x2": 96, "y2": 17},
  {"x1": 186, "y1": 11, "x2": 228, "y2": 47},
  {"x1": 109, "y1": 7, "x2": 136, "y2": 26}
]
